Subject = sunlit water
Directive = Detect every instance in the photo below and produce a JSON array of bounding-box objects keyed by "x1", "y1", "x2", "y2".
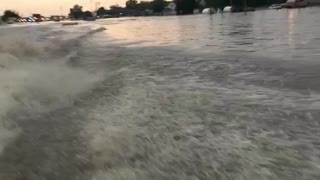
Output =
[
  {"x1": 100, "y1": 8, "x2": 320, "y2": 60},
  {"x1": 1, "y1": 8, "x2": 320, "y2": 180}
]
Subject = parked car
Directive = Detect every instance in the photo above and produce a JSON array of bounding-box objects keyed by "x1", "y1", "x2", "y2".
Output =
[
  {"x1": 27, "y1": 17, "x2": 36, "y2": 23},
  {"x1": 6, "y1": 17, "x2": 18, "y2": 24},
  {"x1": 32, "y1": 14, "x2": 45, "y2": 22},
  {"x1": 18, "y1": 18, "x2": 28, "y2": 22},
  {"x1": 284, "y1": 0, "x2": 307, "y2": 8}
]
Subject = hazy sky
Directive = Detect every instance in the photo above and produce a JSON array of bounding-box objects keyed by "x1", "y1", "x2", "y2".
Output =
[{"x1": 0, "y1": 0, "x2": 126, "y2": 16}]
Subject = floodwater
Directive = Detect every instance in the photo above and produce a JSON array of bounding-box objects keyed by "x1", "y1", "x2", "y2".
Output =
[{"x1": 1, "y1": 7, "x2": 320, "y2": 180}]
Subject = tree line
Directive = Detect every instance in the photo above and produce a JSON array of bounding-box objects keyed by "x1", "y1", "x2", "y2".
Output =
[
  {"x1": 175, "y1": 0, "x2": 287, "y2": 14},
  {"x1": 109, "y1": 0, "x2": 287, "y2": 15},
  {"x1": 95, "y1": 0, "x2": 168, "y2": 17},
  {"x1": 69, "y1": 4, "x2": 95, "y2": 20},
  {"x1": 1, "y1": 0, "x2": 287, "y2": 22}
]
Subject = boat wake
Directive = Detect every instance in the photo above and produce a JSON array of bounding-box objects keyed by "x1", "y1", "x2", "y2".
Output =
[
  {"x1": 0, "y1": 28, "x2": 102, "y2": 154},
  {"x1": 1, "y1": 19, "x2": 320, "y2": 180}
]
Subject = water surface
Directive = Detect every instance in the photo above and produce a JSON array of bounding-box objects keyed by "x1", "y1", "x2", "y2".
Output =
[{"x1": 0, "y1": 8, "x2": 320, "y2": 180}]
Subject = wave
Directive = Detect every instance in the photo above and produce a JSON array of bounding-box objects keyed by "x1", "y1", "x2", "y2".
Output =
[{"x1": 0, "y1": 28, "x2": 103, "y2": 154}]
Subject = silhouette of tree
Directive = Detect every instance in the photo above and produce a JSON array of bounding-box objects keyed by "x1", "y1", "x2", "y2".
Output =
[
  {"x1": 110, "y1": 4, "x2": 123, "y2": 10},
  {"x1": 175, "y1": 0, "x2": 196, "y2": 14},
  {"x1": 97, "y1": 7, "x2": 106, "y2": 16},
  {"x1": 125, "y1": 0, "x2": 167, "y2": 12},
  {"x1": 204, "y1": 0, "x2": 228, "y2": 9},
  {"x1": 69, "y1": 4, "x2": 83, "y2": 19},
  {"x1": 1, "y1": 10, "x2": 20, "y2": 22},
  {"x1": 137, "y1": 1, "x2": 153, "y2": 11},
  {"x1": 83, "y1": 11, "x2": 93, "y2": 18},
  {"x1": 152, "y1": 0, "x2": 167, "y2": 12},
  {"x1": 126, "y1": 0, "x2": 138, "y2": 9}
]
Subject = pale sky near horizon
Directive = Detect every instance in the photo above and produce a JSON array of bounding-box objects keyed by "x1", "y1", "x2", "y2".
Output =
[{"x1": 0, "y1": 0, "x2": 127, "y2": 16}]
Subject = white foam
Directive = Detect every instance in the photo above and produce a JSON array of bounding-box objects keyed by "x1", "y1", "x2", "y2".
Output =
[
  {"x1": 84, "y1": 67, "x2": 320, "y2": 179},
  {"x1": 0, "y1": 30, "x2": 101, "y2": 154}
]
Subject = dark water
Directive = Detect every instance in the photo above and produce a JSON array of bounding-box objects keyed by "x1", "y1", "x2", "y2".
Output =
[{"x1": 0, "y1": 8, "x2": 320, "y2": 180}]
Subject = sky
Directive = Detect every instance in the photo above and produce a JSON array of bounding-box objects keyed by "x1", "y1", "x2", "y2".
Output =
[{"x1": 0, "y1": 0, "x2": 126, "y2": 16}]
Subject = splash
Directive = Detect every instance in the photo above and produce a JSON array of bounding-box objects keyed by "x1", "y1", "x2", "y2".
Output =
[{"x1": 0, "y1": 31, "x2": 101, "y2": 154}]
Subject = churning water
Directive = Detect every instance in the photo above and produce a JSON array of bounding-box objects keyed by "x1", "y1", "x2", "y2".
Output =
[{"x1": 1, "y1": 8, "x2": 320, "y2": 180}]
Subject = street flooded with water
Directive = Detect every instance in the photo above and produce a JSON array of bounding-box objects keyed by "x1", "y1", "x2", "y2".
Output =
[{"x1": 1, "y1": 7, "x2": 320, "y2": 180}]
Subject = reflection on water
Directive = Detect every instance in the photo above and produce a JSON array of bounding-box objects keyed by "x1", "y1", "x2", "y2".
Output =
[
  {"x1": 287, "y1": 10, "x2": 296, "y2": 49},
  {"x1": 99, "y1": 7, "x2": 320, "y2": 61}
]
